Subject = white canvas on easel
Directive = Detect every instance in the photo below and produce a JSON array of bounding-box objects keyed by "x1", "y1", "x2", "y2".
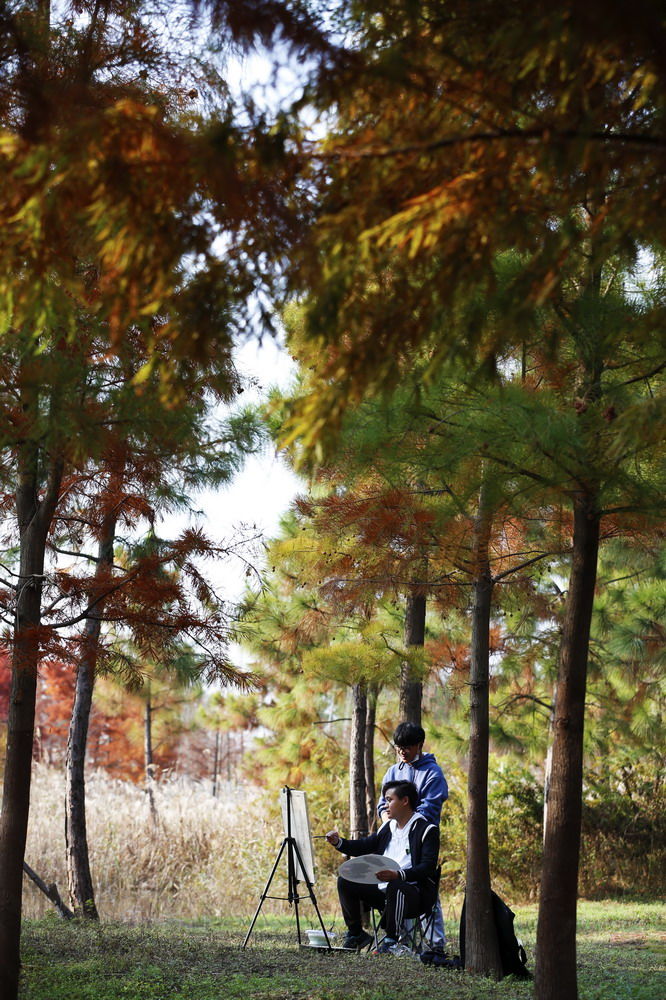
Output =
[
  {"x1": 280, "y1": 787, "x2": 316, "y2": 884},
  {"x1": 243, "y1": 786, "x2": 329, "y2": 948}
]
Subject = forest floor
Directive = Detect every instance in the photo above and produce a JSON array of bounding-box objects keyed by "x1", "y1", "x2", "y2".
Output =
[{"x1": 19, "y1": 899, "x2": 665, "y2": 1000}]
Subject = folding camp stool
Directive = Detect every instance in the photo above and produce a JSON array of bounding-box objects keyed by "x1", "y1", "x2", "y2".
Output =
[{"x1": 367, "y1": 867, "x2": 441, "y2": 955}]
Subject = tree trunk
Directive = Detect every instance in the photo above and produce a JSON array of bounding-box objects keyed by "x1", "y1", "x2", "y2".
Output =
[
  {"x1": 0, "y1": 559, "x2": 44, "y2": 999},
  {"x1": 238, "y1": 730, "x2": 244, "y2": 784},
  {"x1": 0, "y1": 435, "x2": 62, "y2": 1000},
  {"x1": 212, "y1": 730, "x2": 220, "y2": 797},
  {"x1": 535, "y1": 491, "x2": 600, "y2": 1000},
  {"x1": 349, "y1": 681, "x2": 368, "y2": 838},
  {"x1": 364, "y1": 685, "x2": 378, "y2": 832},
  {"x1": 465, "y1": 484, "x2": 503, "y2": 979},
  {"x1": 65, "y1": 631, "x2": 99, "y2": 919},
  {"x1": 65, "y1": 509, "x2": 117, "y2": 919},
  {"x1": 144, "y1": 689, "x2": 158, "y2": 822},
  {"x1": 400, "y1": 590, "x2": 425, "y2": 725}
]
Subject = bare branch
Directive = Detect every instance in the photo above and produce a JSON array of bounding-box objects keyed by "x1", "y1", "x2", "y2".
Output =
[
  {"x1": 312, "y1": 126, "x2": 666, "y2": 163},
  {"x1": 496, "y1": 693, "x2": 553, "y2": 718}
]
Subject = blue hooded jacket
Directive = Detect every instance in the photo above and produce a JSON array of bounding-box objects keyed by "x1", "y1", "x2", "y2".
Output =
[{"x1": 377, "y1": 752, "x2": 448, "y2": 826}]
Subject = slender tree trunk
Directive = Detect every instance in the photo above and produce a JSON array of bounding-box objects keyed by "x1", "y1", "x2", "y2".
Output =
[
  {"x1": 212, "y1": 730, "x2": 220, "y2": 797},
  {"x1": 535, "y1": 491, "x2": 600, "y2": 1000},
  {"x1": 465, "y1": 483, "x2": 503, "y2": 979},
  {"x1": 144, "y1": 689, "x2": 158, "y2": 823},
  {"x1": 400, "y1": 590, "x2": 425, "y2": 725},
  {"x1": 0, "y1": 564, "x2": 43, "y2": 999},
  {"x1": 0, "y1": 435, "x2": 62, "y2": 1000},
  {"x1": 364, "y1": 685, "x2": 378, "y2": 832},
  {"x1": 535, "y1": 236, "x2": 603, "y2": 999},
  {"x1": 349, "y1": 681, "x2": 368, "y2": 838},
  {"x1": 65, "y1": 508, "x2": 117, "y2": 919},
  {"x1": 65, "y1": 631, "x2": 99, "y2": 920}
]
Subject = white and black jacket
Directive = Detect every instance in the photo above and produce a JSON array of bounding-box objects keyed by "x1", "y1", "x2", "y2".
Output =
[{"x1": 335, "y1": 816, "x2": 439, "y2": 895}]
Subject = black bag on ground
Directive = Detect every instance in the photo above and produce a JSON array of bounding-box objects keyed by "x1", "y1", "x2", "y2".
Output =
[
  {"x1": 459, "y1": 890, "x2": 531, "y2": 979},
  {"x1": 419, "y1": 951, "x2": 463, "y2": 970}
]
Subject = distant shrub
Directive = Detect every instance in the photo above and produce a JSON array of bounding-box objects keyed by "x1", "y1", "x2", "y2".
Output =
[
  {"x1": 439, "y1": 756, "x2": 665, "y2": 902},
  {"x1": 579, "y1": 758, "x2": 666, "y2": 898},
  {"x1": 487, "y1": 761, "x2": 543, "y2": 899}
]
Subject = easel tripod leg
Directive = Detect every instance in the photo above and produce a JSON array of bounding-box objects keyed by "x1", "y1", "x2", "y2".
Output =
[
  {"x1": 290, "y1": 838, "x2": 332, "y2": 950},
  {"x1": 242, "y1": 840, "x2": 287, "y2": 949}
]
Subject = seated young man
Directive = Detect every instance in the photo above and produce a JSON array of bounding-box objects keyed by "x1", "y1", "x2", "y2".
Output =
[{"x1": 326, "y1": 780, "x2": 439, "y2": 953}]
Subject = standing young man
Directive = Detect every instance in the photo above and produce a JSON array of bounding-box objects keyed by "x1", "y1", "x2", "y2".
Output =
[
  {"x1": 377, "y1": 722, "x2": 448, "y2": 826},
  {"x1": 326, "y1": 780, "x2": 439, "y2": 953}
]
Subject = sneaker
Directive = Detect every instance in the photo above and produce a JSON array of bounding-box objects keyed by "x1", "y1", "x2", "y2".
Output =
[
  {"x1": 342, "y1": 929, "x2": 373, "y2": 950},
  {"x1": 390, "y1": 942, "x2": 415, "y2": 957}
]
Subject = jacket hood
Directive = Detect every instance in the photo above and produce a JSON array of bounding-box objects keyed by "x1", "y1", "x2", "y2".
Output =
[{"x1": 398, "y1": 752, "x2": 437, "y2": 771}]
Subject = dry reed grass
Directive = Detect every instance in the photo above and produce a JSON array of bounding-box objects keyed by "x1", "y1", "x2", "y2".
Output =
[{"x1": 24, "y1": 764, "x2": 337, "y2": 922}]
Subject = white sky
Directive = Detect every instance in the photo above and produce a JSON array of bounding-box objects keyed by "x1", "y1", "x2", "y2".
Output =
[
  {"x1": 155, "y1": 45, "x2": 309, "y2": 665},
  {"x1": 156, "y1": 336, "x2": 302, "y2": 607}
]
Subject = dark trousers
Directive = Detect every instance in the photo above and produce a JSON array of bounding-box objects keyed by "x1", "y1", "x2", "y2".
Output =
[{"x1": 337, "y1": 876, "x2": 426, "y2": 941}]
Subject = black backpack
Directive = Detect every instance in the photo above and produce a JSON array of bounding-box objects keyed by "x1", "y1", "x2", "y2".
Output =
[
  {"x1": 419, "y1": 951, "x2": 463, "y2": 970},
  {"x1": 459, "y1": 890, "x2": 531, "y2": 980}
]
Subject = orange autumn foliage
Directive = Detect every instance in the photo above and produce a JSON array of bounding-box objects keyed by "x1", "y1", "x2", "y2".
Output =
[{"x1": 21, "y1": 658, "x2": 179, "y2": 782}]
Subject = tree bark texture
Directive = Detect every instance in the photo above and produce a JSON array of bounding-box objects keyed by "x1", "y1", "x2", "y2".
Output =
[
  {"x1": 465, "y1": 488, "x2": 503, "y2": 979},
  {"x1": 65, "y1": 509, "x2": 117, "y2": 919},
  {"x1": 400, "y1": 590, "x2": 425, "y2": 725},
  {"x1": 535, "y1": 491, "x2": 600, "y2": 1000},
  {"x1": 364, "y1": 685, "x2": 378, "y2": 832},
  {"x1": 349, "y1": 682, "x2": 368, "y2": 838},
  {"x1": 0, "y1": 436, "x2": 62, "y2": 1000}
]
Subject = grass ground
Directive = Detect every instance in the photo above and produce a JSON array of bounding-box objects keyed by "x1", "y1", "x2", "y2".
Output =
[{"x1": 19, "y1": 900, "x2": 665, "y2": 1000}]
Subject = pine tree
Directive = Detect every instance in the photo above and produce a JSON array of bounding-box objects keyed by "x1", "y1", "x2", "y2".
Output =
[
  {"x1": 278, "y1": 7, "x2": 665, "y2": 989},
  {"x1": 0, "y1": 2, "x2": 291, "y2": 986}
]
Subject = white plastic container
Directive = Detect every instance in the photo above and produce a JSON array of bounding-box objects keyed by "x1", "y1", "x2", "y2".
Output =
[{"x1": 305, "y1": 928, "x2": 334, "y2": 947}]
